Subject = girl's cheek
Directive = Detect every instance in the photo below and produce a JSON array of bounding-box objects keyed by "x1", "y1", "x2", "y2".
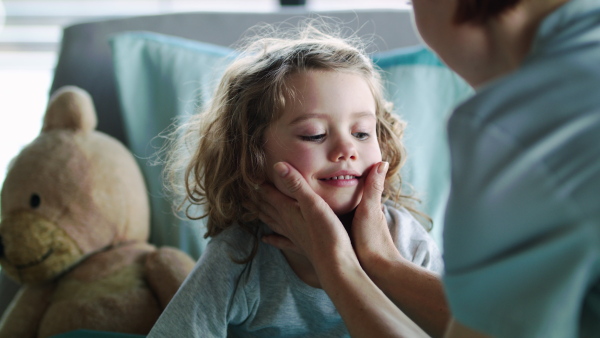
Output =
[
  {"x1": 366, "y1": 139, "x2": 383, "y2": 162},
  {"x1": 282, "y1": 144, "x2": 319, "y2": 173},
  {"x1": 286, "y1": 147, "x2": 315, "y2": 166}
]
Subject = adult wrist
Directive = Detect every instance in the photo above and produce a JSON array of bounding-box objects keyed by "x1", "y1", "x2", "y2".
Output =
[
  {"x1": 363, "y1": 251, "x2": 408, "y2": 290},
  {"x1": 312, "y1": 244, "x2": 363, "y2": 287}
]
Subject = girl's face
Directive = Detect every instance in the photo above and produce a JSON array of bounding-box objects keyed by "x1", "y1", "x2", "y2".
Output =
[{"x1": 263, "y1": 70, "x2": 382, "y2": 215}]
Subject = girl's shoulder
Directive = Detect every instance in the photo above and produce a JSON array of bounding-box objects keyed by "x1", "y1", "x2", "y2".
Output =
[
  {"x1": 207, "y1": 224, "x2": 261, "y2": 262},
  {"x1": 382, "y1": 202, "x2": 427, "y2": 233},
  {"x1": 383, "y1": 202, "x2": 444, "y2": 273}
]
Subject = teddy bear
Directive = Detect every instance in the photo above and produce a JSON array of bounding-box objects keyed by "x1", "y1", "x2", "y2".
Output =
[{"x1": 0, "y1": 86, "x2": 196, "y2": 337}]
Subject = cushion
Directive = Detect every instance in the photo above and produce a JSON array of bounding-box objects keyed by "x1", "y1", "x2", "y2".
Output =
[
  {"x1": 111, "y1": 32, "x2": 234, "y2": 259},
  {"x1": 111, "y1": 32, "x2": 472, "y2": 253},
  {"x1": 373, "y1": 46, "x2": 474, "y2": 247}
]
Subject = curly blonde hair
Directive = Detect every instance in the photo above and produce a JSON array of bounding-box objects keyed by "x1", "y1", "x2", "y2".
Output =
[{"x1": 164, "y1": 20, "x2": 421, "y2": 258}]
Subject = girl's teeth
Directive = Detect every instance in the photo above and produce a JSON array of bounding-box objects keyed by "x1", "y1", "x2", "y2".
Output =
[{"x1": 329, "y1": 175, "x2": 354, "y2": 180}]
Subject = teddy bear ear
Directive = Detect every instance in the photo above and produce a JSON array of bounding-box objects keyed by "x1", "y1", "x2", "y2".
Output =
[{"x1": 42, "y1": 86, "x2": 98, "y2": 133}]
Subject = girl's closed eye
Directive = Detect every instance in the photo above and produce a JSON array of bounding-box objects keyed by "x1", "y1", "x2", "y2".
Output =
[
  {"x1": 300, "y1": 134, "x2": 326, "y2": 142},
  {"x1": 353, "y1": 132, "x2": 370, "y2": 141}
]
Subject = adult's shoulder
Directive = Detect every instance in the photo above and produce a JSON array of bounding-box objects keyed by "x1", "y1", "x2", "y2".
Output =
[{"x1": 443, "y1": 34, "x2": 600, "y2": 271}]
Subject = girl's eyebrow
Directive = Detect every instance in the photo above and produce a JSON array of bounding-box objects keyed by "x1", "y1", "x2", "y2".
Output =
[{"x1": 288, "y1": 111, "x2": 376, "y2": 125}]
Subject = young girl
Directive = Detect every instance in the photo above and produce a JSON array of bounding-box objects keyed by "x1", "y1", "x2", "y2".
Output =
[{"x1": 149, "y1": 23, "x2": 446, "y2": 337}]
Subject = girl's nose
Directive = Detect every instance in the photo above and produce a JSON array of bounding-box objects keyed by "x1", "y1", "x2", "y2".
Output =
[{"x1": 329, "y1": 137, "x2": 357, "y2": 162}]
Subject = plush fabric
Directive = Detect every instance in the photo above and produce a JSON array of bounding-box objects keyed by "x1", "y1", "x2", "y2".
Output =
[
  {"x1": 111, "y1": 32, "x2": 472, "y2": 250},
  {"x1": 0, "y1": 87, "x2": 195, "y2": 337}
]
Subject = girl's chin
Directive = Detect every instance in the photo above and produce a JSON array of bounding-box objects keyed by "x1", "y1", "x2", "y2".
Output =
[
  {"x1": 317, "y1": 188, "x2": 363, "y2": 215},
  {"x1": 329, "y1": 201, "x2": 360, "y2": 217}
]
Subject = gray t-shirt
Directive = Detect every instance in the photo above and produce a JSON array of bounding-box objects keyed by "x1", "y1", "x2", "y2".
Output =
[{"x1": 149, "y1": 203, "x2": 443, "y2": 337}]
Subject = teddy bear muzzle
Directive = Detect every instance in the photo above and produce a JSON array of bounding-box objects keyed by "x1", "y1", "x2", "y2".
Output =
[{"x1": 0, "y1": 212, "x2": 83, "y2": 284}]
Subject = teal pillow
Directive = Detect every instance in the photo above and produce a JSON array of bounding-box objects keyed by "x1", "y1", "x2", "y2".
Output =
[
  {"x1": 373, "y1": 46, "x2": 474, "y2": 247},
  {"x1": 111, "y1": 32, "x2": 234, "y2": 259}
]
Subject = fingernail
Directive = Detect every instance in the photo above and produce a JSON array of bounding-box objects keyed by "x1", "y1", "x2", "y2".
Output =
[
  {"x1": 273, "y1": 162, "x2": 289, "y2": 177},
  {"x1": 378, "y1": 161, "x2": 389, "y2": 174}
]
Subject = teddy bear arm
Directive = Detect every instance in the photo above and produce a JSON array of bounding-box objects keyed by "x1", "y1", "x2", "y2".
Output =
[
  {"x1": 145, "y1": 247, "x2": 195, "y2": 310},
  {"x1": 0, "y1": 284, "x2": 55, "y2": 338}
]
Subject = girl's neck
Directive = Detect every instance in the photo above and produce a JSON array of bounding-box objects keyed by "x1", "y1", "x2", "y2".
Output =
[
  {"x1": 338, "y1": 209, "x2": 356, "y2": 233},
  {"x1": 466, "y1": 0, "x2": 570, "y2": 88}
]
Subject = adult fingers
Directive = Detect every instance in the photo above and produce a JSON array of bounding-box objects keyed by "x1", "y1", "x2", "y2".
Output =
[
  {"x1": 260, "y1": 162, "x2": 351, "y2": 262},
  {"x1": 356, "y1": 162, "x2": 388, "y2": 218},
  {"x1": 271, "y1": 162, "x2": 319, "y2": 206},
  {"x1": 253, "y1": 188, "x2": 282, "y2": 219},
  {"x1": 353, "y1": 161, "x2": 403, "y2": 271},
  {"x1": 366, "y1": 161, "x2": 388, "y2": 200},
  {"x1": 255, "y1": 182, "x2": 299, "y2": 235},
  {"x1": 261, "y1": 234, "x2": 302, "y2": 254},
  {"x1": 253, "y1": 187, "x2": 305, "y2": 255}
]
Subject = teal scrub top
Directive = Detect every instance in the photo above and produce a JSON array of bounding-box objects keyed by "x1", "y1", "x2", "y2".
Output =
[{"x1": 442, "y1": 0, "x2": 600, "y2": 337}]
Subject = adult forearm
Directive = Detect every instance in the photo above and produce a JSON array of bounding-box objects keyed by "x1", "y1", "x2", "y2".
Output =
[
  {"x1": 314, "y1": 250, "x2": 429, "y2": 338},
  {"x1": 368, "y1": 258, "x2": 450, "y2": 338},
  {"x1": 444, "y1": 318, "x2": 490, "y2": 338}
]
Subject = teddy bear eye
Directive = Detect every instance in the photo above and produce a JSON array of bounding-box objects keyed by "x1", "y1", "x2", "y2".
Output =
[{"x1": 30, "y1": 194, "x2": 41, "y2": 209}]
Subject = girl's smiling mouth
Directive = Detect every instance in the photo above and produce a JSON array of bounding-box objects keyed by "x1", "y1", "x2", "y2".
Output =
[
  {"x1": 318, "y1": 172, "x2": 362, "y2": 187},
  {"x1": 321, "y1": 175, "x2": 360, "y2": 181}
]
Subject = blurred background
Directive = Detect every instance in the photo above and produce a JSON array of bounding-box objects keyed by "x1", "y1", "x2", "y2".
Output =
[{"x1": 0, "y1": 0, "x2": 412, "y2": 200}]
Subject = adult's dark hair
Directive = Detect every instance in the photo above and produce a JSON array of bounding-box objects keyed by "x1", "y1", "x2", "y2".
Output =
[{"x1": 454, "y1": 0, "x2": 522, "y2": 23}]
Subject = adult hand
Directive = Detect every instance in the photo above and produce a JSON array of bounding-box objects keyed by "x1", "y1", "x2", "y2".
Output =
[
  {"x1": 353, "y1": 162, "x2": 450, "y2": 338},
  {"x1": 351, "y1": 161, "x2": 405, "y2": 277},
  {"x1": 258, "y1": 163, "x2": 431, "y2": 338},
  {"x1": 257, "y1": 162, "x2": 353, "y2": 264}
]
